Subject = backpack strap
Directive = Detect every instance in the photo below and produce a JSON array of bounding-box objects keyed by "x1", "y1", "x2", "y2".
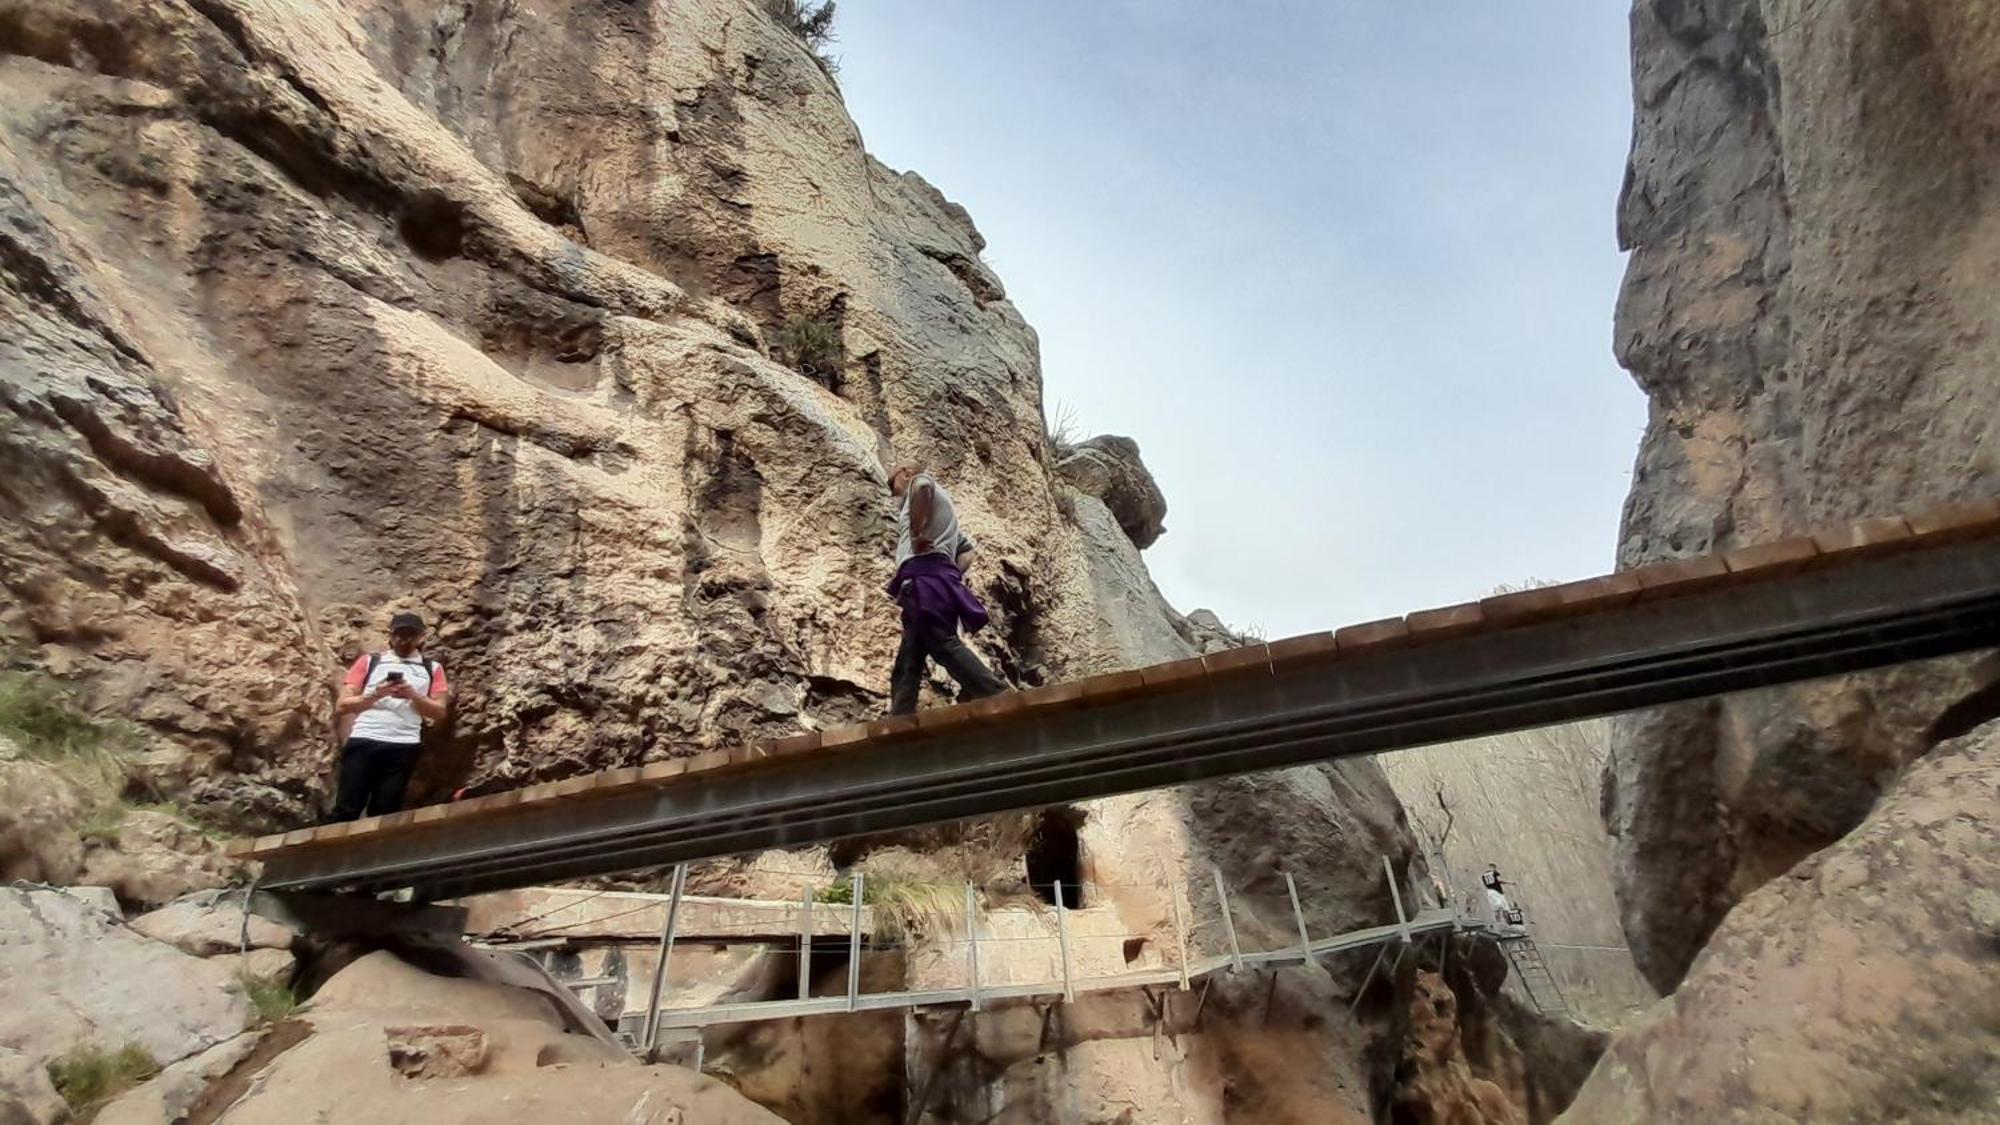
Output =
[{"x1": 362, "y1": 652, "x2": 439, "y2": 690}]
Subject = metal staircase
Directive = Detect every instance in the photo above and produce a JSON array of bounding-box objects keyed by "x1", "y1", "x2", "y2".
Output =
[{"x1": 1498, "y1": 933, "x2": 1570, "y2": 1016}]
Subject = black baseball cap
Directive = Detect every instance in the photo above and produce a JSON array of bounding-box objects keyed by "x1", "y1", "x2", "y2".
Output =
[{"x1": 389, "y1": 612, "x2": 425, "y2": 634}]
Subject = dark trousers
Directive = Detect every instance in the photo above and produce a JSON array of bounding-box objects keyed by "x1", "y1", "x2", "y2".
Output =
[
  {"x1": 890, "y1": 615, "x2": 1004, "y2": 715},
  {"x1": 330, "y1": 738, "x2": 420, "y2": 822}
]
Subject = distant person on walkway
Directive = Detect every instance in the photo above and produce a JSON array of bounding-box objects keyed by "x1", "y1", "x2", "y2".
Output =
[
  {"x1": 1481, "y1": 865, "x2": 1524, "y2": 928},
  {"x1": 886, "y1": 464, "x2": 1005, "y2": 715},
  {"x1": 330, "y1": 612, "x2": 450, "y2": 821}
]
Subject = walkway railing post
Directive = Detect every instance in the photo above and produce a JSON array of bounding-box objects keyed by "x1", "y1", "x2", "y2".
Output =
[
  {"x1": 846, "y1": 871, "x2": 864, "y2": 1012},
  {"x1": 1382, "y1": 856, "x2": 1411, "y2": 944},
  {"x1": 1211, "y1": 865, "x2": 1243, "y2": 972},
  {"x1": 1054, "y1": 879, "x2": 1075, "y2": 1003},
  {"x1": 798, "y1": 883, "x2": 813, "y2": 1001},
  {"x1": 1283, "y1": 871, "x2": 1314, "y2": 965},
  {"x1": 640, "y1": 862, "x2": 687, "y2": 1058},
  {"x1": 964, "y1": 883, "x2": 983, "y2": 1012},
  {"x1": 1169, "y1": 882, "x2": 1191, "y2": 991}
]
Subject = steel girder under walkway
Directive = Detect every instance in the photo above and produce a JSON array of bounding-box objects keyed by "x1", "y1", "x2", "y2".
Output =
[{"x1": 232, "y1": 501, "x2": 2000, "y2": 900}]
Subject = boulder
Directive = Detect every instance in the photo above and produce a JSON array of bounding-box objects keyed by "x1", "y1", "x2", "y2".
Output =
[
  {"x1": 158, "y1": 950, "x2": 787, "y2": 1123},
  {"x1": 0, "y1": 1047, "x2": 65, "y2": 1125},
  {"x1": 93, "y1": 1031, "x2": 265, "y2": 1125},
  {"x1": 131, "y1": 892, "x2": 298, "y2": 957},
  {"x1": 58, "y1": 885, "x2": 123, "y2": 919},
  {"x1": 0, "y1": 749, "x2": 87, "y2": 887},
  {"x1": 216, "y1": 948, "x2": 298, "y2": 982},
  {"x1": 1056, "y1": 435, "x2": 1169, "y2": 549},
  {"x1": 1564, "y1": 720, "x2": 2000, "y2": 1122},
  {"x1": 0, "y1": 887, "x2": 250, "y2": 1070},
  {"x1": 1174, "y1": 607, "x2": 1253, "y2": 655},
  {"x1": 80, "y1": 811, "x2": 242, "y2": 911}
]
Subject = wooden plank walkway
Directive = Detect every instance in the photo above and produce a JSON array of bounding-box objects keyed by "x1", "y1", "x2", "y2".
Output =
[{"x1": 232, "y1": 499, "x2": 2000, "y2": 899}]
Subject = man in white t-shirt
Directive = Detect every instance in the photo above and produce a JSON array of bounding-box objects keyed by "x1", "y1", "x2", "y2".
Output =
[{"x1": 329, "y1": 611, "x2": 450, "y2": 821}]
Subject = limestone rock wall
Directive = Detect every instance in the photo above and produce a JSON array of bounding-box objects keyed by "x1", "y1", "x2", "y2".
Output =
[
  {"x1": 0, "y1": 2, "x2": 1444, "y2": 1121},
  {"x1": 1607, "y1": 0, "x2": 2000, "y2": 993},
  {"x1": 0, "y1": 0, "x2": 1192, "y2": 824}
]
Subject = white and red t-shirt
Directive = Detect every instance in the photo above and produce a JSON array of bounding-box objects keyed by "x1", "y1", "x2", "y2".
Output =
[{"x1": 343, "y1": 652, "x2": 448, "y2": 745}]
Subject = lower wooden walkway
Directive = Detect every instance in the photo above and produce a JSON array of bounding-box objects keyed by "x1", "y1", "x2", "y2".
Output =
[{"x1": 231, "y1": 500, "x2": 2000, "y2": 900}]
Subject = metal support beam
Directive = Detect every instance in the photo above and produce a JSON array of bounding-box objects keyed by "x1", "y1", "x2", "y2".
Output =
[
  {"x1": 1212, "y1": 866, "x2": 1243, "y2": 972},
  {"x1": 254, "y1": 538, "x2": 2000, "y2": 898},
  {"x1": 640, "y1": 863, "x2": 686, "y2": 1058},
  {"x1": 1349, "y1": 944, "x2": 1389, "y2": 1014}
]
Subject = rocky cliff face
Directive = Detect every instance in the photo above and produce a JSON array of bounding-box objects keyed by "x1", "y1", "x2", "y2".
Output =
[
  {"x1": 0, "y1": 2, "x2": 1508, "y2": 1121},
  {"x1": 1607, "y1": 0, "x2": 2000, "y2": 994},
  {"x1": 1565, "y1": 719, "x2": 2000, "y2": 1122}
]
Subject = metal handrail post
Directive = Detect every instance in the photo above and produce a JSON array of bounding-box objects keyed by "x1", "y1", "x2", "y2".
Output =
[
  {"x1": 846, "y1": 872, "x2": 864, "y2": 1011},
  {"x1": 799, "y1": 883, "x2": 813, "y2": 1000},
  {"x1": 1211, "y1": 865, "x2": 1243, "y2": 971},
  {"x1": 1054, "y1": 879, "x2": 1075, "y2": 1003},
  {"x1": 640, "y1": 862, "x2": 687, "y2": 1058}
]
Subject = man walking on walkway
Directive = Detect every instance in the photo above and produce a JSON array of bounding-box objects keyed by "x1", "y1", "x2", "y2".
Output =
[
  {"x1": 887, "y1": 464, "x2": 1005, "y2": 714},
  {"x1": 330, "y1": 611, "x2": 450, "y2": 821}
]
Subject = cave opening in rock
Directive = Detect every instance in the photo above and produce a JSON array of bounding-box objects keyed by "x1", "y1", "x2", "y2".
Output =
[
  {"x1": 1927, "y1": 675, "x2": 2000, "y2": 745},
  {"x1": 398, "y1": 191, "x2": 468, "y2": 261},
  {"x1": 1025, "y1": 806, "x2": 1085, "y2": 908}
]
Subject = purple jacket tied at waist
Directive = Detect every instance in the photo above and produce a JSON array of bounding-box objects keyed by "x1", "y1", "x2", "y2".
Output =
[{"x1": 888, "y1": 554, "x2": 990, "y2": 635}]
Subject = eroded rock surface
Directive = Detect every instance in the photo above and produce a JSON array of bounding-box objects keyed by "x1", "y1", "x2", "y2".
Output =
[
  {"x1": 0, "y1": 1, "x2": 1468, "y2": 1120},
  {"x1": 1565, "y1": 720, "x2": 2000, "y2": 1123},
  {"x1": 1608, "y1": 0, "x2": 2000, "y2": 992},
  {"x1": 131, "y1": 890, "x2": 297, "y2": 956},
  {"x1": 1056, "y1": 434, "x2": 1169, "y2": 549},
  {"x1": 0, "y1": 887, "x2": 250, "y2": 1070},
  {"x1": 96, "y1": 950, "x2": 784, "y2": 1125}
]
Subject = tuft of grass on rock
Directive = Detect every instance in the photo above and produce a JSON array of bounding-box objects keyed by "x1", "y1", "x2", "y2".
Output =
[
  {"x1": 77, "y1": 803, "x2": 128, "y2": 847},
  {"x1": 1045, "y1": 401, "x2": 1082, "y2": 459},
  {"x1": 774, "y1": 312, "x2": 844, "y2": 387},
  {"x1": 239, "y1": 972, "x2": 300, "y2": 1025},
  {"x1": 816, "y1": 870, "x2": 963, "y2": 942},
  {"x1": 0, "y1": 672, "x2": 138, "y2": 800},
  {"x1": 46, "y1": 1042, "x2": 159, "y2": 1113}
]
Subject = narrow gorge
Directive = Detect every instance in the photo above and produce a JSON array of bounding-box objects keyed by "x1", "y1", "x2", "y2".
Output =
[{"x1": 2, "y1": 1, "x2": 1996, "y2": 1123}]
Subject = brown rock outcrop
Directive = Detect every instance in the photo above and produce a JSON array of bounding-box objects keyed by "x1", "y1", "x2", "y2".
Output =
[
  {"x1": 1563, "y1": 719, "x2": 2000, "y2": 1123},
  {"x1": 0, "y1": 886, "x2": 252, "y2": 1072},
  {"x1": 95, "y1": 949, "x2": 785, "y2": 1124},
  {"x1": 1608, "y1": 0, "x2": 2000, "y2": 992},
  {"x1": 1056, "y1": 434, "x2": 1169, "y2": 549},
  {"x1": 0, "y1": 1, "x2": 1447, "y2": 1121}
]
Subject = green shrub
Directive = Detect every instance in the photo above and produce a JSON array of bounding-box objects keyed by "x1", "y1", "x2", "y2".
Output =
[
  {"x1": 78, "y1": 803, "x2": 128, "y2": 847},
  {"x1": 0, "y1": 672, "x2": 137, "y2": 797},
  {"x1": 775, "y1": 313, "x2": 844, "y2": 386},
  {"x1": 814, "y1": 873, "x2": 960, "y2": 941},
  {"x1": 47, "y1": 1042, "x2": 159, "y2": 1113},
  {"x1": 239, "y1": 972, "x2": 300, "y2": 1025}
]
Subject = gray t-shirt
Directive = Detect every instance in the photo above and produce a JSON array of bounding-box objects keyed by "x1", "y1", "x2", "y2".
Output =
[{"x1": 895, "y1": 474, "x2": 973, "y2": 566}]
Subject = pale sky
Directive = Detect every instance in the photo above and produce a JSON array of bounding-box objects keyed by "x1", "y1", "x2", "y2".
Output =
[{"x1": 834, "y1": 3, "x2": 1646, "y2": 639}]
